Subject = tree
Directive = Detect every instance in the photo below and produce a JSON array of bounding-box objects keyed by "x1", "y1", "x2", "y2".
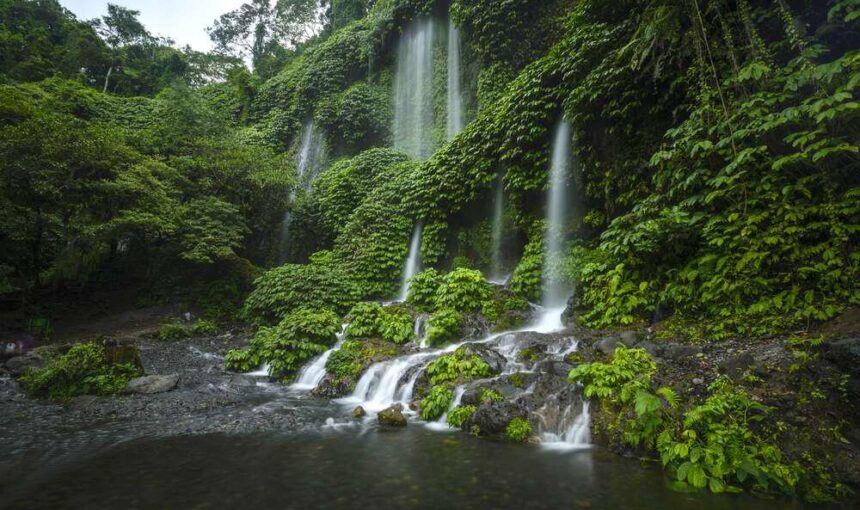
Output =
[
  {"x1": 207, "y1": 0, "x2": 321, "y2": 74},
  {"x1": 90, "y1": 3, "x2": 153, "y2": 92}
]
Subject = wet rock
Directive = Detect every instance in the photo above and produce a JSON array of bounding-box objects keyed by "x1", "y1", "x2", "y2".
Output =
[
  {"x1": 539, "y1": 360, "x2": 574, "y2": 378},
  {"x1": 462, "y1": 313, "x2": 492, "y2": 340},
  {"x1": 5, "y1": 354, "x2": 43, "y2": 377},
  {"x1": 124, "y1": 374, "x2": 179, "y2": 394},
  {"x1": 822, "y1": 337, "x2": 860, "y2": 377},
  {"x1": 312, "y1": 375, "x2": 353, "y2": 398},
  {"x1": 456, "y1": 343, "x2": 507, "y2": 374},
  {"x1": 352, "y1": 406, "x2": 366, "y2": 418},
  {"x1": 377, "y1": 405, "x2": 407, "y2": 427},
  {"x1": 692, "y1": 378, "x2": 704, "y2": 385},
  {"x1": 468, "y1": 401, "x2": 524, "y2": 437},
  {"x1": 229, "y1": 375, "x2": 256, "y2": 388},
  {"x1": 594, "y1": 337, "x2": 621, "y2": 356},
  {"x1": 718, "y1": 352, "x2": 755, "y2": 379}
]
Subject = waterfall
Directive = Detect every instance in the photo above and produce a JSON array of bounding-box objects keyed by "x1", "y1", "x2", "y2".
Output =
[
  {"x1": 489, "y1": 179, "x2": 505, "y2": 282},
  {"x1": 538, "y1": 399, "x2": 591, "y2": 451},
  {"x1": 292, "y1": 326, "x2": 347, "y2": 390},
  {"x1": 446, "y1": 18, "x2": 464, "y2": 140},
  {"x1": 539, "y1": 120, "x2": 573, "y2": 328},
  {"x1": 394, "y1": 17, "x2": 436, "y2": 159},
  {"x1": 280, "y1": 120, "x2": 326, "y2": 261},
  {"x1": 398, "y1": 223, "x2": 423, "y2": 302}
]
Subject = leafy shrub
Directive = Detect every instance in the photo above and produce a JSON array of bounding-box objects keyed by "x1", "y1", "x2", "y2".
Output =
[
  {"x1": 435, "y1": 268, "x2": 493, "y2": 312},
  {"x1": 406, "y1": 268, "x2": 442, "y2": 311},
  {"x1": 346, "y1": 302, "x2": 385, "y2": 339},
  {"x1": 379, "y1": 306, "x2": 414, "y2": 344},
  {"x1": 158, "y1": 320, "x2": 190, "y2": 341},
  {"x1": 570, "y1": 347, "x2": 805, "y2": 497},
  {"x1": 447, "y1": 405, "x2": 477, "y2": 428},
  {"x1": 420, "y1": 385, "x2": 453, "y2": 421},
  {"x1": 192, "y1": 319, "x2": 218, "y2": 335},
  {"x1": 242, "y1": 256, "x2": 360, "y2": 325},
  {"x1": 479, "y1": 388, "x2": 504, "y2": 403},
  {"x1": 426, "y1": 308, "x2": 464, "y2": 346},
  {"x1": 510, "y1": 231, "x2": 544, "y2": 302},
  {"x1": 225, "y1": 308, "x2": 340, "y2": 380},
  {"x1": 19, "y1": 343, "x2": 141, "y2": 399},
  {"x1": 425, "y1": 348, "x2": 493, "y2": 386},
  {"x1": 506, "y1": 417, "x2": 532, "y2": 442}
]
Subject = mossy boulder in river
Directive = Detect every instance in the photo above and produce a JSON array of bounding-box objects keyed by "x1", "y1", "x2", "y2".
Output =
[{"x1": 377, "y1": 405, "x2": 407, "y2": 427}]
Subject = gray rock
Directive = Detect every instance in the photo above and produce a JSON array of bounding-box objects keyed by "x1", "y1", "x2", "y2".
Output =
[
  {"x1": 467, "y1": 401, "x2": 523, "y2": 437},
  {"x1": 660, "y1": 343, "x2": 702, "y2": 361},
  {"x1": 619, "y1": 331, "x2": 639, "y2": 347},
  {"x1": 229, "y1": 375, "x2": 256, "y2": 387},
  {"x1": 352, "y1": 406, "x2": 366, "y2": 418},
  {"x1": 692, "y1": 378, "x2": 704, "y2": 385},
  {"x1": 5, "y1": 354, "x2": 43, "y2": 377},
  {"x1": 539, "y1": 360, "x2": 574, "y2": 378},
  {"x1": 125, "y1": 374, "x2": 179, "y2": 394},
  {"x1": 822, "y1": 337, "x2": 860, "y2": 377},
  {"x1": 456, "y1": 343, "x2": 507, "y2": 374},
  {"x1": 636, "y1": 340, "x2": 659, "y2": 358},
  {"x1": 595, "y1": 337, "x2": 621, "y2": 356},
  {"x1": 719, "y1": 352, "x2": 755, "y2": 379},
  {"x1": 377, "y1": 405, "x2": 407, "y2": 427}
]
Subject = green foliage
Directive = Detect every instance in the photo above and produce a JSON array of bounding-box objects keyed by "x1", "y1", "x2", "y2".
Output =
[
  {"x1": 325, "y1": 338, "x2": 398, "y2": 380},
  {"x1": 225, "y1": 307, "x2": 340, "y2": 380},
  {"x1": 505, "y1": 417, "x2": 532, "y2": 442},
  {"x1": 510, "y1": 230, "x2": 544, "y2": 302},
  {"x1": 420, "y1": 384, "x2": 453, "y2": 421},
  {"x1": 446, "y1": 404, "x2": 476, "y2": 428},
  {"x1": 435, "y1": 267, "x2": 493, "y2": 313},
  {"x1": 242, "y1": 254, "x2": 360, "y2": 325},
  {"x1": 425, "y1": 347, "x2": 493, "y2": 386},
  {"x1": 345, "y1": 301, "x2": 385, "y2": 339},
  {"x1": 19, "y1": 342, "x2": 141, "y2": 399},
  {"x1": 379, "y1": 305, "x2": 414, "y2": 344},
  {"x1": 405, "y1": 268, "x2": 442, "y2": 311},
  {"x1": 315, "y1": 81, "x2": 391, "y2": 156},
  {"x1": 192, "y1": 319, "x2": 219, "y2": 335},
  {"x1": 570, "y1": 348, "x2": 806, "y2": 498},
  {"x1": 479, "y1": 388, "x2": 504, "y2": 404},
  {"x1": 158, "y1": 319, "x2": 190, "y2": 341},
  {"x1": 425, "y1": 308, "x2": 464, "y2": 346}
]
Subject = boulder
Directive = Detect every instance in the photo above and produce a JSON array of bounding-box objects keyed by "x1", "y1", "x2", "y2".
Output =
[
  {"x1": 377, "y1": 405, "x2": 407, "y2": 427},
  {"x1": 5, "y1": 354, "x2": 43, "y2": 377},
  {"x1": 719, "y1": 352, "x2": 756, "y2": 379},
  {"x1": 635, "y1": 340, "x2": 659, "y2": 358},
  {"x1": 125, "y1": 374, "x2": 179, "y2": 394},
  {"x1": 312, "y1": 375, "x2": 353, "y2": 398},
  {"x1": 456, "y1": 343, "x2": 507, "y2": 374},
  {"x1": 619, "y1": 331, "x2": 640, "y2": 347},
  {"x1": 352, "y1": 406, "x2": 366, "y2": 418},
  {"x1": 468, "y1": 401, "x2": 523, "y2": 437},
  {"x1": 822, "y1": 337, "x2": 860, "y2": 378},
  {"x1": 660, "y1": 343, "x2": 702, "y2": 361},
  {"x1": 594, "y1": 336, "x2": 621, "y2": 356}
]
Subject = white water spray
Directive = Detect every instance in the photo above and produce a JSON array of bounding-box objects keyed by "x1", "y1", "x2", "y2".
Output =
[
  {"x1": 446, "y1": 18, "x2": 464, "y2": 140},
  {"x1": 542, "y1": 120, "x2": 572, "y2": 310},
  {"x1": 398, "y1": 223, "x2": 423, "y2": 302},
  {"x1": 490, "y1": 179, "x2": 505, "y2": 281},
  {"x1": 292, "y1": 326, "x2": 347, "y2": 391},
  {"x1": 394, "y1": 18, "x2": 436, "y2": 159}
]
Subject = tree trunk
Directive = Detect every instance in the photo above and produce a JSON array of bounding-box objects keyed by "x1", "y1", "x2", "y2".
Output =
[{"x1": 103, "y1": 66, "x2": 113, "y2": 93}]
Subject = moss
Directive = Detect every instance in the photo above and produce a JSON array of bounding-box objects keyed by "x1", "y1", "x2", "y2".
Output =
[
  {"x1": 565, "y1": 351, "x2": 585, "y2": 364},
  {"x1": 508, "y1": 372, "x2": 526, "y2": 388},
  {"x1": 191, "y1": 319, "x2": 218, "y2": 335},
  {"x1": 517, "y1": 347, "x2": 540, "y2": 363},
  {"x1": 325, "y1": 338, "x2": 398, "y2": 383},
  {"x1": 479, "y1": 388, "x2": 504, "y2": 404}
]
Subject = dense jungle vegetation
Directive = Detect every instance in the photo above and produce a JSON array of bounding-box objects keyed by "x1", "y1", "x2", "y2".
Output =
[{"x1": 1, "y1": 0, "x2": 858, "y2": 502}]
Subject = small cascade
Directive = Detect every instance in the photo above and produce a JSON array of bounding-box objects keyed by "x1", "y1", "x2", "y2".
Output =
[
  {"x1": 538, "y1": 399, "x2": 591, "y2": 451},
  {"x1": 446, "y1": 17, "x2": 464, "y2": 140},
  {"x1": 248, "y1": 363, "x2": 271, "y2": 377},
  {"x1": 341, "y1": 352, "x2": 436, "y2": 412},
  {"x1": 394, "y1": 17, "x2": 436, "y2": 159},
  {"x1": 489, "y1": 179, "x2": 505, "y2": 282},
  {"x1": 398, "y1": 223, "x2": 423, "y2": 302},
  {"x1": 414, "y1": 314, "x2": 429, "y2": 348},
  {"x1": 542, "y1": 120, "x2": 573, "y2": 310},
  {"x1": 280, "y1": 120, "x2": 327, "y2": 262},
  {"x1": 292, "y1": 326, "x2": 347, "y2": 390}
]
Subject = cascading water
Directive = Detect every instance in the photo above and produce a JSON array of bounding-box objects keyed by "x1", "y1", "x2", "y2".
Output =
[
  {"x1": 398, "y1": 223, "x2": 423, "y2": 302},
  {"x1": 446, "y1": 18, "x2": 464, "y2": 140},
  {"x1": 539, "y1": 120, "x2": 573, "y2": 330},
  {"x1": 489, "y1": 179, "x2": 505, "y2": 282},
  {"x1": 292, "y1": 326, "x2": 347, "y2": 390},
  {"x1": 280, "y1": 120, "x2": 327, "y2": 261},
  {"x1": 394, "y1": 18, "x2": 436, "y2": 159}
]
